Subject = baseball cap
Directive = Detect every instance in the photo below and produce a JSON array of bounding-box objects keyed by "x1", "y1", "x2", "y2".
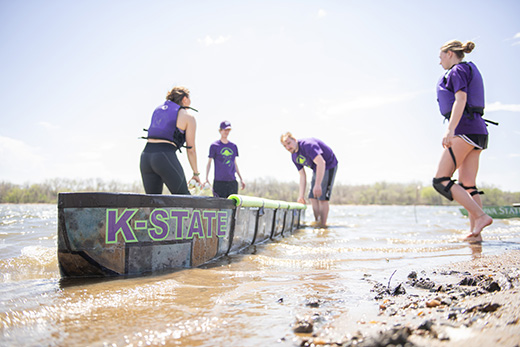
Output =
[{"x1": 219, "y1": 121, "x2": 232, "y2": 130}]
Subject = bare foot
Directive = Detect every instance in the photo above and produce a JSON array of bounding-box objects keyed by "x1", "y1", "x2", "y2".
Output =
[
  {"x1": 464, "y1": 232, "x2": 482, "y2": 243},
  {"x1": 309, "y1": 220, "x2": 326, "y2": 229},
  {"x1": 471, "y1": 214, "x2": 493, "y2": 238}
]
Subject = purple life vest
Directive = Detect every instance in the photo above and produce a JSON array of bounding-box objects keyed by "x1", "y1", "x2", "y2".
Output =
[
  {"x1": 436, "y1": 62, "x2": 489, "y2": 135},
  {"x1": 146, "y1": 100, "x2": 186, "y2": 149}
]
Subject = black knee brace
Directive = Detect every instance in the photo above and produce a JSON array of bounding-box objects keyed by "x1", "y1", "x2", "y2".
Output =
[
  {"x1": 459, "y1": 183, "x2": 484, "y2": 196},
  {"x1": 433, "y1": 177, "x2": 456, "y2": 201}
]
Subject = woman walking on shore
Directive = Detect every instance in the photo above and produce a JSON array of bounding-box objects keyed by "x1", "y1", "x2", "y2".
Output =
[{"x1": 433, "y1": 40, "x2": 493, "y2": 241}]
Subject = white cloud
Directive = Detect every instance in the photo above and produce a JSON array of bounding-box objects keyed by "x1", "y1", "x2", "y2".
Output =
[
  {"x1": 38, "y1": 121, "x2": 60, "y2": 130},
  {"x1": 318, "y1": 9, "x2": 327, "y2": 18},
  {"x1": 0, "y1": 136, "x2": 136, "y2": 184},
  {"x1": 77, "y1": 141, "x2": 117, "y2": 161},
  {"x1": 324, "y1": 90, "x2": 426, "y2": 115},
  {"x1": 198, "y1": 35, "x2": 231, "y2": 46},
  {"x1": 486, "y1": 101, "x2": 520, "y2": 112},
  {"x1": 511, "y1": 32, "x2": 520, "y2": 46},
  {"x1": 78, "y1": 151, "x2": 103, "y2": 161},
  {"x1": 0, "y1": 136, "x2": 45, "y2": 183}
]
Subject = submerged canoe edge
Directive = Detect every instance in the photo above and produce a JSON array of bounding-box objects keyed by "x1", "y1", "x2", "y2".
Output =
[{"x1": 57, "y1": 192, "x2": 305, "y2": 278}]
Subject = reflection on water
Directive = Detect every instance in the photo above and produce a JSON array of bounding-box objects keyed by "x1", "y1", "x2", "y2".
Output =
[{"x1": 1, "y1": 204, "x2": 519, "y2": 346}]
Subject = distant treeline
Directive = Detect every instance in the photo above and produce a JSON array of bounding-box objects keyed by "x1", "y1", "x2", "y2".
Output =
[
  {"x1": 246, "y1": 178, "x2": 520, "y2": 206},
  {"x1": 1, "y1": 178, "x2": 519, "y2": 206},
  {"x1": 0, "y1": 179, "x2": 143, "y2": 204}
]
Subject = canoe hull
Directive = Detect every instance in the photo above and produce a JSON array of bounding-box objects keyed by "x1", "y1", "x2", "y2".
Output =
[
  {"x1": 57, "y1": 193, "x2": 305, "y2": 278},
  {"x1": 459, "y1": 205, "x2": 520, "y2": 219}
]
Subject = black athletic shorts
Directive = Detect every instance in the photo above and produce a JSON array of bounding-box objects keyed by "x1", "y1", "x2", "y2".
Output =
[
  {"x1": 458, "y1": 134, "x2": 488, "y2": 150},
  {"x1": 212, "y1": 180, "x2": 238, "y2": 198},
  {"x1": 309, "y1": 166, "x2": 337, "y2": 201}
]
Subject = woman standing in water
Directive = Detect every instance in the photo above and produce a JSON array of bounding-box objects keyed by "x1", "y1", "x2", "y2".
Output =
[
  {"x1": 140, "y1": 86, "x2": 201, "y2": 194},
  {"x1": 433, "y1": 40, "x2": 493, "y2": 242}
]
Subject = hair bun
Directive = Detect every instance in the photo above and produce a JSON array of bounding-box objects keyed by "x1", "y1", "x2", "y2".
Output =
[{"x1": 463, "y1": 41, "x2": 475, "y2": 53}]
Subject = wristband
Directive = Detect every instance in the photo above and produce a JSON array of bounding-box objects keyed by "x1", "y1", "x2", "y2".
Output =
[{"x1": 193, "y1": 172, "x2": 200, "y2": 176}]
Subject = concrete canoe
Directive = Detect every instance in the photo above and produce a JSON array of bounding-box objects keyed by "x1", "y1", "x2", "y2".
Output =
[{"x1": 57, "y1": 192, "x2": 306, "y2": 278}]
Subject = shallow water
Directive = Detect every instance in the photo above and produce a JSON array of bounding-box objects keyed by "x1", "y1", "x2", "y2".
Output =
[{"x1": 1, "y1": 204, "x2": 519, "y2": 346}]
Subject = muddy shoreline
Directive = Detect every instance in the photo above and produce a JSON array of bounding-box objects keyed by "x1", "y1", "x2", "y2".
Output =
[{"x1": 291, "y1": 250, "x2": 520, "y2": 347}]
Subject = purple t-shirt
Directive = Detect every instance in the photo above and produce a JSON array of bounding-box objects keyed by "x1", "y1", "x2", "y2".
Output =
[
  {"x1": 291, "y1": 138, "x2": 338, "y2": 172},
  {"x1": 209, "y1": 140, "x2": 239, "y2": 181},
  {"x1": 436, "y1": 62, "x2": 487, "y2": 135}
]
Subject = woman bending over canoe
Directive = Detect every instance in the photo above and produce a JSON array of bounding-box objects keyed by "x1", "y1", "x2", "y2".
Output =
[
  {"x1": 140, "y1": 86, "x2": 201, "y2": 194},
  {"x1": 433, "y1": 40, "x2": 493, "y2": 241}
]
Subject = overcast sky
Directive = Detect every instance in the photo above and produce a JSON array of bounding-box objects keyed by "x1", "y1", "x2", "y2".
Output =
[{"x1": 1, "y1": 0, "x2": 519, "y2": 192}]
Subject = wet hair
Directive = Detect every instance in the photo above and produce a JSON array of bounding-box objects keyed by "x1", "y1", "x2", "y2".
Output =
[
  {"x1": 166, "y1": 86, "x2": 190, "y2": 106},
  {"x1": 280, "y1": 132, "x2": 296, "y2": 144},
  {"x1": 440, "y1": 40, "x2": 475, "y2": 59}
]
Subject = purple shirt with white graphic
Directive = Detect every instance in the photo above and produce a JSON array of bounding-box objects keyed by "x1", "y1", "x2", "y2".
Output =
[
  {"x1": 209, "y1": 140, "x2": 239, "y2": 181},
  {"x1": 291, "y1": 138, "x2": 338, "y2": 172}
]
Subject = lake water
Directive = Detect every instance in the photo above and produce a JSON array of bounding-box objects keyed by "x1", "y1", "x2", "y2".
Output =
[{"x1": 1, "y1": 204, "x2": 519, "y2": 346}]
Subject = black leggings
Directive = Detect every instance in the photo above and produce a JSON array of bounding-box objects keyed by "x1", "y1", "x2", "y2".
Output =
[{"x1": 140, "y1": 143, "x2": 190, "y2": 195}]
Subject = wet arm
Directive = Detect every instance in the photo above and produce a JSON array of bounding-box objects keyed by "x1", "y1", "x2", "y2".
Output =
[
  {"x1": 444, "y1": 91, "x2": 467, "y2": 147},
  {"x1": 313, "y1": 155, "x2": 326, "y2": 197},
  {"x1": 205, "y1": 158, "x2": 213, "y2": 185},
  {"x1": 298, "y1": 168, "x2": 306, "y2": 204},
  {"x1": 234, "y1": 157, "x2": 245, "y2": 190},
  {"x1": 184, "y1": 115, "x2": 201, "y2": 184}
]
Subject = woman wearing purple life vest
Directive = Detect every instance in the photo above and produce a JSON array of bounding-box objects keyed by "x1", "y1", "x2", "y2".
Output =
[
  {"x1": 140, "y1": 86, "x2": 201, "y2": 195},
  {"x1": 433, "y1": 40, "x2": 492, "y2": 241}
]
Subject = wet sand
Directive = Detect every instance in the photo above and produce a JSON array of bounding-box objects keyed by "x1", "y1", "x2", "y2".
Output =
[{"x1": 294, "y1": 249, "x2": 520, "y2": 347}]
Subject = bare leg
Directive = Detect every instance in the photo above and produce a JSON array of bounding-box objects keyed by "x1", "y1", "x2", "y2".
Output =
[
  {"x1": 459, "y1": 151, "x2": 481, "y2": 233},
  {"x1": 470, "y1": 194, "x2": 484, "y2": 241},
  {"x1": 435, "y1": 138, "x2": 492, "y2": 240},
  {"x1": 452, "y1": 187, "x2": 491, "y2": 241},
  {"x1": 318, "y1": 200, "x2": 330, "y2": 227},
  {"x1": 458, "y1": 149, "x2": 488, "y2": 241},
  {"x1": 309, "y1": 198, "x2": 320, "y2": 224}
]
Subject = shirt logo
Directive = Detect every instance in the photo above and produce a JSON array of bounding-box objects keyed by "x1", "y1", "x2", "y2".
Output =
[
  {"x1": 220, "y1": 147, "x2": 234, "y2": 166},
  {"x1": 161, "y1": 105, "x2": 168, "y2": 110},
  {"x1": 296, "y1": 155, "x2": 308, "y2": 166}
]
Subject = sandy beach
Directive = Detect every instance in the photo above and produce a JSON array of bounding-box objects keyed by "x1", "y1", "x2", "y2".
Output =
[{"x1": 294, "y1": 249, "x2": 520, "y2": 347}]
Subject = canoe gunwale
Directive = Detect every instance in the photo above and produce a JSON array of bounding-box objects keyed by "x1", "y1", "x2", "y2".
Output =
[{"x1": 58, "y1": 192, "x2": 235, "y2": 209}]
